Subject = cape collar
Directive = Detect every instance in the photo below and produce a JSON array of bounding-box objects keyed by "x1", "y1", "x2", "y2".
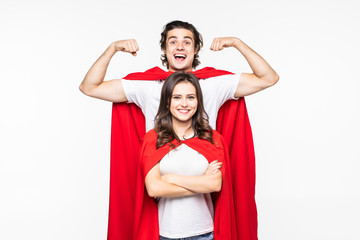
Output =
[{"x1": 123, "y1": 66, "x2": 233, "y2": 80}]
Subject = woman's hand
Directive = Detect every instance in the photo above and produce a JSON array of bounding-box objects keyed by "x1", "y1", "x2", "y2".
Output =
[{"x1": 205, "y1": 160, "x2": 222, "y2": 175}]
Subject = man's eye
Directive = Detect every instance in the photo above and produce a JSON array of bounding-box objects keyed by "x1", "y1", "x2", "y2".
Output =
[
  {"x1": 170, "y1": 41, "x2": 176, "y2": 45},
  {"x1": 185, "y1": 41, "x2": 191, "y2": 45}
]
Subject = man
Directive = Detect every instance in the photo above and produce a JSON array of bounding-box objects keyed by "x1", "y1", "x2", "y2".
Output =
[
  {"x1": 80, "y1": 20, "x2": 278, "y2": 240},
  {"x1": 79, "y1": 21, "x2": 278, "y2": 118}
]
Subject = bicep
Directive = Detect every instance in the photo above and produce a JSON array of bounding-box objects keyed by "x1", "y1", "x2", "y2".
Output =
[
  {"x1": 235, "y1": 73, "x2": 275, "y2": 97},
  {"x1": 84, "y1": 79, "x2": 127, "y2": 102}
]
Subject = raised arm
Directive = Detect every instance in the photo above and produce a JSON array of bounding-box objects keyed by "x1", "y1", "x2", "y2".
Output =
[
  {"x1": 211, "y1": 37, "x2": 279, "y2": 97},
  {"x1": 79, "y1": 39, "x2": 139, "y2": 102}
]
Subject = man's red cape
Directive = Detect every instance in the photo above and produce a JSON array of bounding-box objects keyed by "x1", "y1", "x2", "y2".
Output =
[{"x1": 108, "y1": 67, "x2": 257, "y2": 240}]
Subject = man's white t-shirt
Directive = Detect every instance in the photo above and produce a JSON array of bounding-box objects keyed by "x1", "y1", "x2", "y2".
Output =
[{"x1": 122, "y1": 73, "x2": 240, "y2": 131}]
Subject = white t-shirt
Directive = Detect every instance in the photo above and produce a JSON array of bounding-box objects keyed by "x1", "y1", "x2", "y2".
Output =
[
  {"x1": 122, "y1": 73, "x2": 240, "y2": 131},
  {"x1": 158, "y1": 143, "x2": 214, "y2": 238}
]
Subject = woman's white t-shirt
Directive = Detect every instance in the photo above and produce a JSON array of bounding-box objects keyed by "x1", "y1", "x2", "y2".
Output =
[{"x1": 158, "y1": 142, "x2": 214, "y2": 238}]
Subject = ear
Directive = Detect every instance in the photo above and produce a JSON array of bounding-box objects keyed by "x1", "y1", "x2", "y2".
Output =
[{"x1": 194, "y1": 45, "x2": 200, "y2": 55}]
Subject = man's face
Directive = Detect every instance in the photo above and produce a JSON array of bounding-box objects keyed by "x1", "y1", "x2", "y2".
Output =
[{"x1": 164, "y1": 28, "x2": 197, "y2": 72}]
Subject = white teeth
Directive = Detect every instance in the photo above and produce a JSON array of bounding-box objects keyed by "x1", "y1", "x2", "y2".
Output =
[
  {"x1": 175, "y1": 54, "x2": 186, "y2": 58},
  {"x1": 178, "y1": 110, "x2": 189, "y2": 113}
]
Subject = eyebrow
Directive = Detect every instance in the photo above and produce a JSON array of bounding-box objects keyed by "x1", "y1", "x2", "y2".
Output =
[
  {"x1": 172, "y1": 93, "x2": 196, "y2": 96},
  {"x1": 168, "y1": 36, "x2": 193, "y2": 41}
]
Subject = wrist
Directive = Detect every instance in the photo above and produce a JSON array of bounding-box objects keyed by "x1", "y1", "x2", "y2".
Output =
[
  {"x1": 233, "y1": 38, "x2": 244, "y2": 49},
  {"x1": 107, "y1": 43, "x2": 118, "y2": 55}
]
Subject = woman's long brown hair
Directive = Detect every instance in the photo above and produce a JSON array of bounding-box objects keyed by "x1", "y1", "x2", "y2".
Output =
[{"x1": 154, "y1": 72, "x2": 213, "y2": 149}]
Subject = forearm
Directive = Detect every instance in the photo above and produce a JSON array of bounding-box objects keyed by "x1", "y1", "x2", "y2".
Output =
[
  {"x1": 146, "y1": 177, "x2": 196, "y2": 198},
  {"x1": 234, "y1": 39, "x2": 279, "y2": 83},
  {"x1": 163, "y1": 173, "x2": 222, "y2": 193},
  {"x1": 79, "y1": 44, "x2": 117, "y2": 93}
]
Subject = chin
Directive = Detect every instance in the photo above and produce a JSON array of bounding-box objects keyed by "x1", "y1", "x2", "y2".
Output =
[{"x1": 173, "y1": 65, "x2": 192, "y2": 72}]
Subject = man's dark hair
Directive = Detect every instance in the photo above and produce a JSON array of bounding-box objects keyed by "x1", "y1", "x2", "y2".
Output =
[{"x1": 160, "y1": 20, "x2": 203, "y2": 70}]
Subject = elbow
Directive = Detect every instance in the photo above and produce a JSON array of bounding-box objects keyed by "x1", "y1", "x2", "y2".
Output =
[
  {"x1": 209, "y1": 174, "x2": 222, "y2": 193},
  {"x1": 268, "y1": 72, "x2": 280, "y2": 87},
  {"x1": 146, "y1": 184, "x2": 160, "y2": 198},
  {"x1": 79, "y1": 83, "x2": 93, "y2": 96},
  {"x1": 79, "y1": 83, "x2": 87, "y2": 95},
  {"x1": 147, "y1": 190, "x2": 157, "y2": 198},
  {"x1": 261, "y1": 72, "x2": 280, "y2": 88},
  {"x1": 212, "y1": 181, "x2": 222, "y2": 192}
]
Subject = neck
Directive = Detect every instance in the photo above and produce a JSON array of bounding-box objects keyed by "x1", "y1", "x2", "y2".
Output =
[
  {"x1": 168, "y1": 67, "x2": 193, "y2": 73},
  {"x1": 172, "y1": 120, "x2": 193, "y2": 139}
]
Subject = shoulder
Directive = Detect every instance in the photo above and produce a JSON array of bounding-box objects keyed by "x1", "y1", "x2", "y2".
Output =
[
  {"x1": 201, "y1": 73, "x2": 238, "y2": 81},
  {"x1": 123, "y1": 66, "x2": 169, "y2": 80},
  {"x1": 199, "y1": 73, "x2": 239, "y2": 88},
  {"x1": 121, "y1": 79, "x2": 164, "y2": 99},
  {"x1": 212, "y1": 130, "x2": 222, "y2": 139},
  {"x1": 122, "y1": 79, "x2": 164, "y2": 85},
  {"x1": 212, "y1": 130, "x2": 226, "y2": 147},
  {"x1": 143, "y1": 129, "x2": 158, "y2": 142}
]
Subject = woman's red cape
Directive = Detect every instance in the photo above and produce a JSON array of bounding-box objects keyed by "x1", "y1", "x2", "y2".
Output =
[{"x1": 108, "y1": 67, "x2": 257, "y2": 240}]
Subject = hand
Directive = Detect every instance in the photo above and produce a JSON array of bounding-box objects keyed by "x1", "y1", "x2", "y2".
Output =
[
  {"x1": 111, "y1": 39, "x2": 139, "y2": 56},
  {"x1": 204, "y1": 160, "x2": 222, "y2": 175},
  {"x1": 210, "y1": 37, "x2": 240, "y2": 51}
]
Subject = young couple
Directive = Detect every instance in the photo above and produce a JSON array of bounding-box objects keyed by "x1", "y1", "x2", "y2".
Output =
[{"x1": 80, "y1": 20, "x2": 279, "y2": 240}]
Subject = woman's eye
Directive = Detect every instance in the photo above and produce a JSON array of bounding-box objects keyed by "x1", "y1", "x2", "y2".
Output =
[
  {"x1": 188, "y1": 96, "x2": 195, "y2": 100},
  {"x1": 185, "y1": 41, "x2": 191, "y2": 45},
  {"x1": 170, "y1": 41, "x2": 176, "y2": 45},
  {"x1": 173, "y1": 96, "x2": 180, "y2": 100}
]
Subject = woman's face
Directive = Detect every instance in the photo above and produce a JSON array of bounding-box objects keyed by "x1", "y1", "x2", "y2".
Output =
[{"x1": 170, "y1": 81, "x2": 198, "y2": 125}]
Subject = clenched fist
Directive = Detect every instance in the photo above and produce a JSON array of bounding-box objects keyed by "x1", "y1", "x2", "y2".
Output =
[
  {"x1": 210, "y1": 37, "x2": 240, "y2": 51},
  {"x1": 111, "y1": 39, "x2": 139, "y2": 56}
]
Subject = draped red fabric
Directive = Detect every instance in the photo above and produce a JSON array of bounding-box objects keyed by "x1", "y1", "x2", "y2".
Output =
[{"x1": 108, "y1": 67, "x2": 257, "y2": 240}]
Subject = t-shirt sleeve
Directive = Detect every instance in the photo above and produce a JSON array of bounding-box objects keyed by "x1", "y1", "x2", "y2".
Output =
[
  {"x1": 200, "y1": 73, "x2": 240, "y2": 109},
  {"x1": 121, "y1": 79, "x2": 162, "y2": 108}
]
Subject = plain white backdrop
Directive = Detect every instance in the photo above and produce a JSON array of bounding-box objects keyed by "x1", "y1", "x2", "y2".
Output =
[{"x1": 1, "y1": 0, "x2": 359, "y2": 239}]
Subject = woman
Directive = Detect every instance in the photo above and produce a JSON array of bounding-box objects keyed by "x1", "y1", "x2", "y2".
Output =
[{"x1": 134, "y1": 72, "x2": 237, "y2": 240}]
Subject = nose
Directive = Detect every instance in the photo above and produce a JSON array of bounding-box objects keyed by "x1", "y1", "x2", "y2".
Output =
[
  {"x1": 176, "y1": 42, "x2": 184, "y2": 50},
  {"x1": 181, "y1": 98, "x2": 188, "y2": 107}
]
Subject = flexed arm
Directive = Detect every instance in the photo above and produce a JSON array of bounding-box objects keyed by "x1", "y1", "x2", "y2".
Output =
[
  {"x1": 211, "y1": 37, "x2": 279, "y2": 97},
  {"x1": 79, "y1": 39, "x2": 139, "y2": 102}
]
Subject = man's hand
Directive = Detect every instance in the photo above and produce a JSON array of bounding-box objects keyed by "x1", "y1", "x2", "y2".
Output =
[
  {"x1": 204, "y1": 160, "x2": 222, "y2": 175},
  {"x1": 111, "y1": 39, "x2": 139, "y2": 56},
  {"x1": 210, "y1": 37, "x2": 240, "y2": 51}
]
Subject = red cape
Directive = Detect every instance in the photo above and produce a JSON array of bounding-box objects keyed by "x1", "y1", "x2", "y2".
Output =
[{"x1": 108, "y1": 67, "x2": 257, "y2": 240}]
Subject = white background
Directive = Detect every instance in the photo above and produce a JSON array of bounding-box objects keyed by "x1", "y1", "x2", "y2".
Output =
[{"x1": 1, "y1": 0, "x2": 359, "y2": 239}]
